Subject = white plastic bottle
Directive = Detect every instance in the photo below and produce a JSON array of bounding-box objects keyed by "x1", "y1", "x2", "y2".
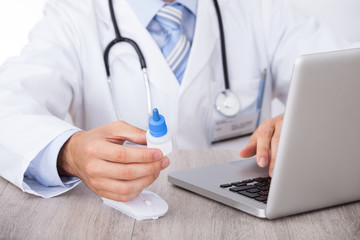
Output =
[{"x1": 146, "y1": 108, "x2": 173, "y2": 156}]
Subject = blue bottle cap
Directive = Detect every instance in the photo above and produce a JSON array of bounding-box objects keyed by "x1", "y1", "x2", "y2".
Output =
[{"x1": 148, "y1": 108, "x2": 168, "y2": 137}]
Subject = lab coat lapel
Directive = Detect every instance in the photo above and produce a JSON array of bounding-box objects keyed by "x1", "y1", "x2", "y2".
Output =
[
  {"x1": 95, "y1": 0, "x2": 180, "y2": 102},
  {"x1": 179, "y1": 0, "x2": 219, "y2": 95}
]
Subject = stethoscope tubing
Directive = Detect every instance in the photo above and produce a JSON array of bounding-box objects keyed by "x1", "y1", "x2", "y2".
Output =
[
  {"x1": 104, "y1": 0, "x2": 232, "y2": 117},
  {"x1": 104, "y1": 0, "x2": 229, "y2": 85},
  {"x1": 104, "y1": 0, "x2": 147, "y2": 74},
  {"x1": 212, "y1": 0, "x2": 230, "y2": 90},
  {"x1": 105, "y1": 0, "x2": 152, "y2": 116}
]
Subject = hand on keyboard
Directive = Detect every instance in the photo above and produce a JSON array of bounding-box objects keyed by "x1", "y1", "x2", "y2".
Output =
[{"x1": 239, "y1": 114, "x2": 284, "y2": 177}]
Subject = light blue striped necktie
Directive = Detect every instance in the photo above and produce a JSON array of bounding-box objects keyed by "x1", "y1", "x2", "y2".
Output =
[{"x1": 155, "y1": 4, "x2": 191, "y2": 83}]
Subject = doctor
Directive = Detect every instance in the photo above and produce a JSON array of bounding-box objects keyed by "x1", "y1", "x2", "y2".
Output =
[{"x1": 0, "y1": 0, "x2": 349, "y2": 201}]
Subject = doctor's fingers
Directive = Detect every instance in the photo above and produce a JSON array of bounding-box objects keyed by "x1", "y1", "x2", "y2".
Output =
[
  {"x1": 239, "y1": 130, "x2": 259, "y2": 158},
  {"x1": 255, "y1": 122, "x2": 276, "y2": 168},
  {"x1": 269, "y1": 120, "x2": 283, "y2": 177},
  {"x1": 89, "y1": 174, "x2": 160, "y2": 202},
  {"x1": 85, "y1": 157, "x2": 169, "y2": 181},
  {"x1": 104, "y1": 121, "x2": 147, "y2": 146},
  {"x1": 90, "y1": 140, "x2": 164, "y2": 164}
]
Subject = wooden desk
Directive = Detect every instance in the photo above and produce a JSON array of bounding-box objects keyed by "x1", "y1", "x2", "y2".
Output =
[{"x1": 0, "y1": 150, "x2": 359, "y2": 240}]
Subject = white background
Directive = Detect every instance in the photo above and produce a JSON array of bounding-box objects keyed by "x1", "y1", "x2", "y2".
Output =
[
  {"x1": 0, "y1": 0, "x2": 47, "y2": 65},
  {"x1": 1, "y1": 0, "x2": 360, "y2": 115}
]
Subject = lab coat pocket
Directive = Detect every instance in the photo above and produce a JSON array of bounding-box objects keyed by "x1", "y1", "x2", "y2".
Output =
[{"x1": 230, "y1": 78, "x2": 262, "y2": 114}]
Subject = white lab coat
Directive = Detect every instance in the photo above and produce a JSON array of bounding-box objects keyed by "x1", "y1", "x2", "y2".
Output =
[{"x1": 0, "y1": 0, "x2": 349, "y2": 193}]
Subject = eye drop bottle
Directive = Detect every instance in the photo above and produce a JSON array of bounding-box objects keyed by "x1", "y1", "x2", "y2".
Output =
[{"x1": 146, "y1": 108, "x2": 173, "y2": 156}]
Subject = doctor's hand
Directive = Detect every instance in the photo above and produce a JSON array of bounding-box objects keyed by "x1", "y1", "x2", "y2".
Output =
[
  {"x1": 57, "y1": 121, "x2": 170, "y2": 202},
  {"x1": 239, "y1": 114, "x2": 284, "y2": 177}
]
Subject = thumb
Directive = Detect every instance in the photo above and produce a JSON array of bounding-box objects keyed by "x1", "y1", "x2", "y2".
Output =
[{"x1": 105, "y1": 121, "x2": 147, "y2": 145}]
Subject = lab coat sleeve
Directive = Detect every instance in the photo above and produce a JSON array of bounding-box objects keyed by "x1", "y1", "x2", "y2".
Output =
[
  {"x1": 24, "y1": 129, "x2": 82, "y2": 198},
  {"x1": 262, "y1": 0, "x2": 355, "y2": 104},
  {"x1": 0, "y1": 0, "x2": 84, "y2": 196}
]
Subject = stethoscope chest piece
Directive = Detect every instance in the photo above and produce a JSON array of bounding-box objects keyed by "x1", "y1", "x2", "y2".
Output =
[{"x1": 215, "y1": 90, "x2": 241, "y2": 117}]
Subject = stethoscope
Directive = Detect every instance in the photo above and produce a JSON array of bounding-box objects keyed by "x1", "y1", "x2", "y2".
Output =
[{"x1": 104, "y1": 0, "x2": 241, "y2": 118}]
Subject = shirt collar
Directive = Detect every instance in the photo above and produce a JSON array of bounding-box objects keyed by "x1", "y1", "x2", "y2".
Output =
[{"x1": 127, "y1": 0, "x2": 198, "y2": 27}]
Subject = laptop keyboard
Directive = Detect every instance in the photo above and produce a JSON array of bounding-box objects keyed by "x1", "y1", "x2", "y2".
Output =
[{"x1": 220, "y1": 177, "x2": 271, "y2": 204}]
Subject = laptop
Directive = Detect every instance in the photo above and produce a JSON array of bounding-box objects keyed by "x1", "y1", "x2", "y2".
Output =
[{"x1": 168, "y1": 48, "x2": 360, "y2": 219}]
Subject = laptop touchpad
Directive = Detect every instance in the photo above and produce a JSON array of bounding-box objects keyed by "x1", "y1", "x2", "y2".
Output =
[{"x1": 229, "y1": 158, "x2": 269, "y2": 176}]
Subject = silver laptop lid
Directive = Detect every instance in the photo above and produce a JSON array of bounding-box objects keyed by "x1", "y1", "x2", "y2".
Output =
[{"x1": 267, "y1": 48, "x2": 360, "y2": 219}]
